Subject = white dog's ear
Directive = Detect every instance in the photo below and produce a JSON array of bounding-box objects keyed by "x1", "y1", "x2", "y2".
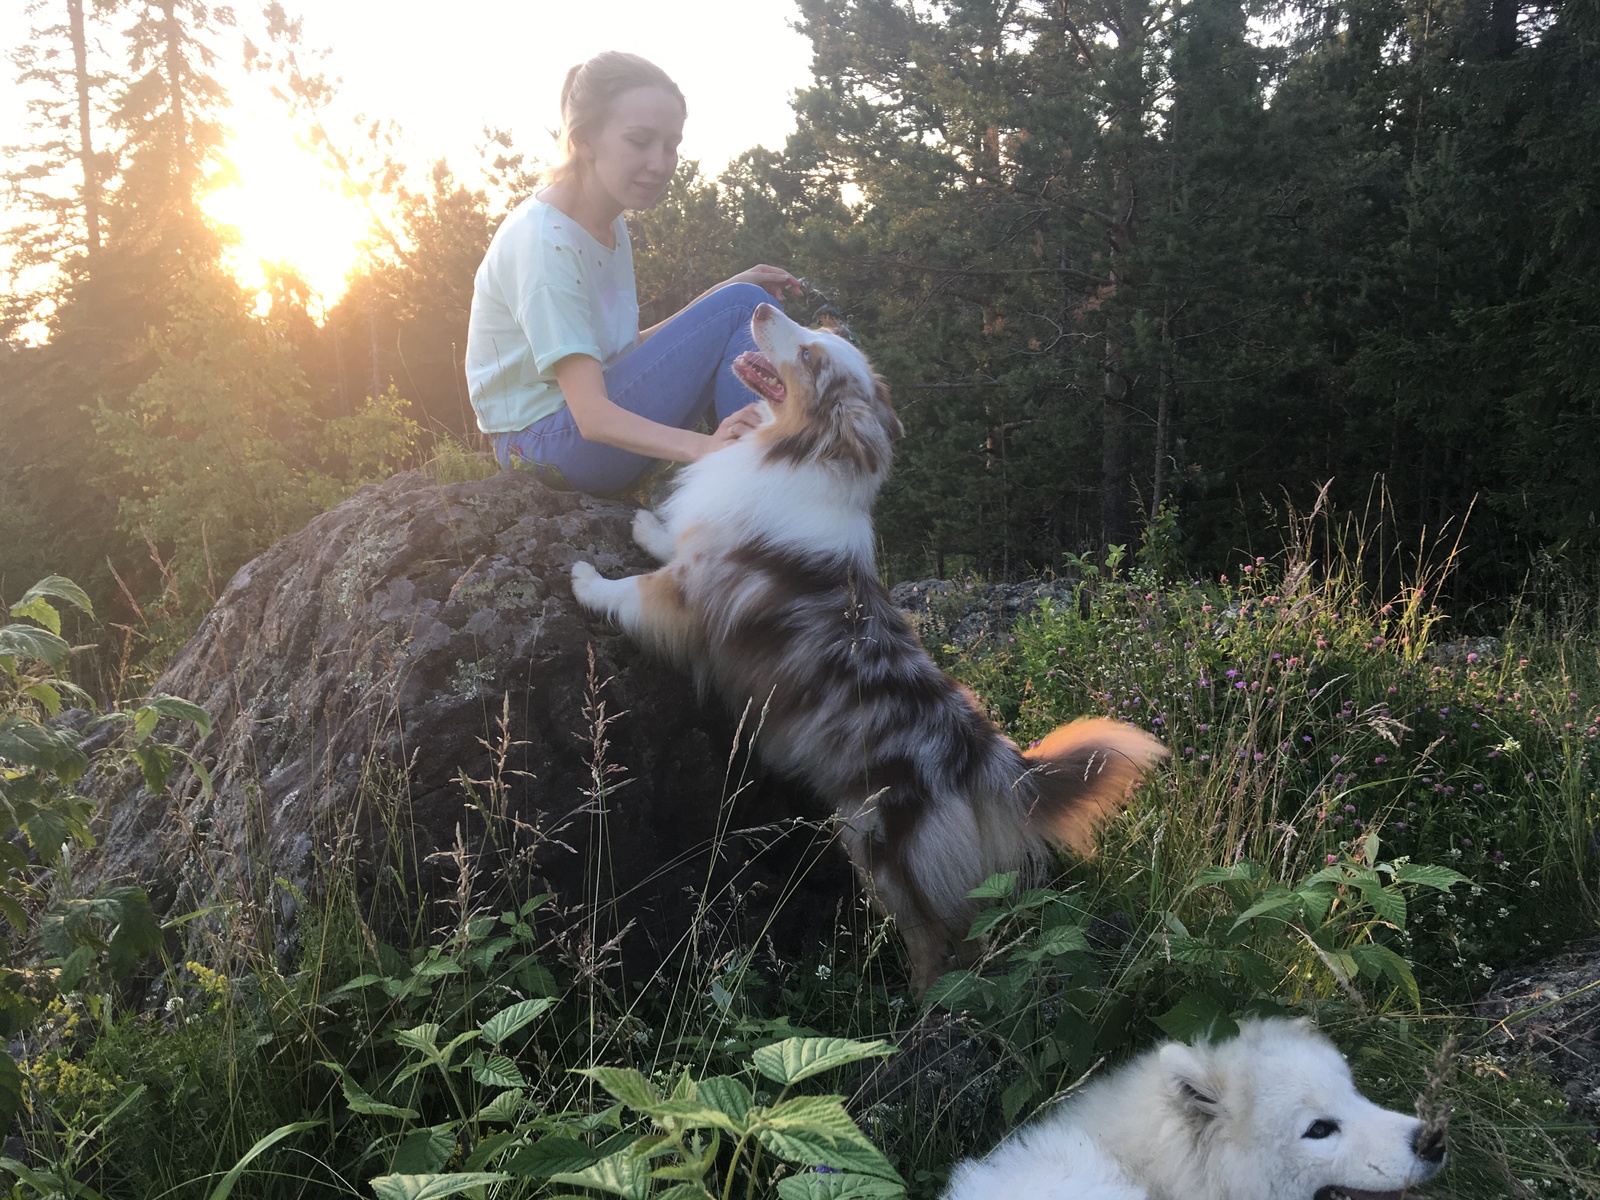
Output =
[{"x1": 1160, "y1": 1043, "x2": 1225, "y2": 1125}]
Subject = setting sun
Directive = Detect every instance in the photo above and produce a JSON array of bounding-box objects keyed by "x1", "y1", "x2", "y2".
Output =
[{"x1": 202, "y1": 102, "x2": 381, "y2": 319}]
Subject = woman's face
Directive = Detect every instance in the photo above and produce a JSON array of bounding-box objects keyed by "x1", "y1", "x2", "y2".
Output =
[{"x1": 578, "y1": 85, "x2": 684, "y2": 212}]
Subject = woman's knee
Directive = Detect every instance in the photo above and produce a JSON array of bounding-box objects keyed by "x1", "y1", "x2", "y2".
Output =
[{"x1": 711, "y1": 282, "x2": 773, "y2": 316}]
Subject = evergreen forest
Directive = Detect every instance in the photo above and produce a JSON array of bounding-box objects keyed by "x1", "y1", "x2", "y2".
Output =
[
  {"x1": 2, "y1": 1, "x2": 1599, "y2": 1197},
  {"x1": 3, "y1": 0, "x2": 1599, "y2": 628}
]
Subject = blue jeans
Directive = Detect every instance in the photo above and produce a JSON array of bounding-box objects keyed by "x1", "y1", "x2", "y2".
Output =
[{"x1": 492, "y1": 282, "x2": 769, "y2": 495}]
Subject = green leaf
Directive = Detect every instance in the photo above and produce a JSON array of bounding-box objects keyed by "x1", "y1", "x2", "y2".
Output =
[
  {"x1": 0, "y1": 624, "x2": 71, "y2": 670},
  {"x1": 1349, "y1": 942, "x2": 1421, "y2": 1007},
  {"x1": 1392, "y1": 863, "x2": 1469, "y2": 891},
  {"x1": 22, "y1": 682, "x2": 63, "y2": 718},
  {"x1": 320, "y1": 1061, "x2": 420, "y2": 1119},
  {"x1": 550, "y1": 1144, "x2": 651, "y2": 1200},
  {"x1": 204, "y1": 1120, "x2": 320, "y2": 1200},
  {"x1": 1027, "y1": 923, "x2": 1090, "y2": 958},
  {"x1": 368, "y1": 1174, "x2": 511, "y2": 1200},
  {"x1": 464, "y1": 1130, "x2": 520, "y2": 1172},
  {"x1": 1152, "y1": 992, "x2": 1236, "y2": 1042},
  {"x1": 55, "y1": 945, "x2": 94, "y2": 992},
  {"x1": 395, "y1": 1023, "x2": 443, "y2": 1055},
  {"x1": 134, "y1": 742, "x2": 175, "y2": 793},
  {"x1": 922, "y1": 970, "x2": 980, "y2": 1012},
  {"x1": 573, "y1": 1066, "x2": 660, "y2": 1111},
  {"x1": 777, "y1": 1172, "x2": 907, "y2": 1200},
  {"x1": 751, "y1": 1037, "x2": 895, "y2": 1086},
  {"x1": 0, "y1": 1054, "x2": 23, "y2": 1129},
  {"x1": 752, "y1": 1096, "x2": 902, "y2": 1182},
  {"x1": 392, "y1": 1125, "x2": 457, "y2": 1175},
  {"x1": 0, "y1": 1156, "x2": 56, "y2": 1194},
  {"x1": 966, "y1": 906, "x2": 1011, "y2": 939},
  {"x1": 9, "y1": 598, "x2": 61, "y2": 637},
  {"x1": 652, "y1": 1185, "x2": 716, "y2": 1200},
  {"x1": 23, "y1": 808, "x2": 71, "y2": 864},
  {"x1": 967, "y1": 871, "x2": 1018, "y2": 899},
  {"x1": 505, "y1": 1136, "x2": 598, "y2": 1178},
  {"x1": 102, "y1": 887, "x2": 163, "y2": 978},
  {"x1": 470, "y1": 1055, "x2": 526, "y2": 1089},
  {"x1": 753, "y1": 1127, "x2": 901, "y2": 1183},
  {"x1": 0, "y1": 715, "x2": 88, "y2": 781},
  {"x1": 1228, "y1": 885, "x2": 1302, "y2": 931},
  {"x1": 132, "y1": 706, "x2": 160, "y2": 746},
  {"x1": 647, "y1": 1098, "x2": 744, "y2": 1135},
  {"x1": 691, "y1": 1075, "x2": 752, "y2": 1124},
  {"x1": 1000, "y1": 1071, "x2": 1040, "y2": 1124},
  {"x1": 14, "y1": 577, "x2": 93, "y2": 622},
  {"x1": 139, "y1": 693, "x2": 213, "y2": 739},
  {"x1": 1353, "y1": 879, "x2": 1407, "y2": 929},
  {"x1": 1189, "y1": 862, "x2": 1262, "y2": 889},
  {"x1": 479, "y1": 996, "x2": 553, "y2": 1045},
  {"x1": 475, "y1": 1089, "x2": 524, "y2": 1124}
]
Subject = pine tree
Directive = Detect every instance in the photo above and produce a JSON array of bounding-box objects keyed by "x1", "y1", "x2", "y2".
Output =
[{"x1": 1, "y1": 0, "x2": 117, "y2": 335}]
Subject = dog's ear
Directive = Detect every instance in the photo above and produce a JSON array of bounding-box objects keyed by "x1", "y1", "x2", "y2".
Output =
[
  {"x1": 874, "y1": 376, "x2": 903, "y2": 439},
  {"x1": 1160, "y1": 1043, "x2": 1225, "y2": 1126}
]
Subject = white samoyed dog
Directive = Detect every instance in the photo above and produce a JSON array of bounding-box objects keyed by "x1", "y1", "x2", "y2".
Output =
[{"x1": 943, "y1": 1018, "x2": 1446, "y2": 1200}]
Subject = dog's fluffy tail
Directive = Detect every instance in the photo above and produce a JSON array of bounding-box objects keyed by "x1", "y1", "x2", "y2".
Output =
[{"x1": 1022, "y1": 718, "x2": 1167, "y2": 855}]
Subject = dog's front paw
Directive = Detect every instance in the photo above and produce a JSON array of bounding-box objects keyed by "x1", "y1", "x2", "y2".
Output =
[
  {"x1": 570, "y1": 560, "x2": 604, "y2": 609},
  {"x1": 631, "y1": 508, "x2": 675, "y2": 560}
]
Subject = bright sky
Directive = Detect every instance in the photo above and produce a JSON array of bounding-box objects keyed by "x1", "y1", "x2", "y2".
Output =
[{"x1": 1, "y1": 0, "x2": 816, "y2": 320}]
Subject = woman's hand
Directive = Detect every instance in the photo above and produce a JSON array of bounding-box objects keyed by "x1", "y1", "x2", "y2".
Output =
[
  {"x1": 706, "y1": 403, "x2": 764, "y2": 452},
  {"x1": 721, "y1": 265, "x2": 805, "y2": 302}
]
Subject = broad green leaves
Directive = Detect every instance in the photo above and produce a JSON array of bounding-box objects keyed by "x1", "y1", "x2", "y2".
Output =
[
  {"x1": 368, "y1": 1174, "x2": 512, "y2": 1200},
  {"x1": 561, "y1": 1037, "x2": 905, "y2": 1198},
  {"x1": 751, "y1": 1036, "x2": 895, "y2": 1086}
]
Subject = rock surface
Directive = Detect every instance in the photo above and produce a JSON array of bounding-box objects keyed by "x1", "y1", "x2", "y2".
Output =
[
  {"x1": 1476, "y1": 939, "x2": 1600, "y2": 1122},
  {"x1": 82, "y1": 469, "x2": 851, "y2": 972},
  {"x1": 890, "y1": 578, "x2": 1080, "y2": 649}
]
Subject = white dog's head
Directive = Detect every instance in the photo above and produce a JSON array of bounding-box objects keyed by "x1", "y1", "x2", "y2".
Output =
[
  {"x1": 1160, "y1": 1019, "x2": 1446, "y2": 1200},
  {"x1": 732, "y1": 303, "x2": 902, "y2": 477}
]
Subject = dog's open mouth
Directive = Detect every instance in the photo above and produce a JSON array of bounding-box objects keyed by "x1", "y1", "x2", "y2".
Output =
[
  {"x1": 1314, "y1": 1189, "x2": 1408, "y2": 1200},
  {"x1": 733, "y1": 351, "x2": 786, "y2": 404}
]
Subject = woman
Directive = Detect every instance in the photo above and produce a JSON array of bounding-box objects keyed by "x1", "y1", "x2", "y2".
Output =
[{"x1": 465, "y1": 51, "x2": 802, "y2": 494}]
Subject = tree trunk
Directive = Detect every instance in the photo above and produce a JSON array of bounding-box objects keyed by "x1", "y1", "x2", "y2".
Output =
[
  {"x1": 1152, "y1": 320, "x2": 1177, "y2": 518},
  {"x1": 1101, "y1": 338, "x2": 1134, "y2": 549},
  {"x1": 68, "y1": 0, "x2": 100, "y2": 258},
  {"x1": 160, "y1": 0, "x2": 187, "y2": 187}
]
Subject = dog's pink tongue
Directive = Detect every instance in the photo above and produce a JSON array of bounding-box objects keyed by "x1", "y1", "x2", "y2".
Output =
[{"x1": 732, "y1": 351, "x2": 786, "y2": 404}]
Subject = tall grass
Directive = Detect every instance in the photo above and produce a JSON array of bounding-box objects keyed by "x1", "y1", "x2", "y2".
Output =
[{"x1": 7, "y1": 504, "x2": 1599, "y2": 1198}]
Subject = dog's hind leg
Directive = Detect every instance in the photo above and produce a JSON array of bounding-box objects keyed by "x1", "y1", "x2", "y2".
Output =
[
  {"x1": 571, "y1": 562, "x2": 704, "y2": 665},
  {"x1": 839, "y1": 797, "x2": 970, "y2": 996}
]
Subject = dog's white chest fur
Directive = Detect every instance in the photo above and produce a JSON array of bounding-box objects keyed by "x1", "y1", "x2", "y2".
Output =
[{"x1": 659, "y1": 436, "x2": 876, "y2": 563}]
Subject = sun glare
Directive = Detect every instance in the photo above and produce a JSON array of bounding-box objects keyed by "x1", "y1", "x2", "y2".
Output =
[{"x1": 203, "y1": 108, "x2": 378, "y2": 321}]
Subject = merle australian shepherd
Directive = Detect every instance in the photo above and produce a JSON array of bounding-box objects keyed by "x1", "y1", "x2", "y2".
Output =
[{"x1": 572, "y1": 302, "x2": 1167, "y2": 992}]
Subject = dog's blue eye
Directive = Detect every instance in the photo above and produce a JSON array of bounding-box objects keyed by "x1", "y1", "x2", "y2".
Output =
[{"x1": 1302, "y1": 1119, "x2": 1339, "y2": 1139}]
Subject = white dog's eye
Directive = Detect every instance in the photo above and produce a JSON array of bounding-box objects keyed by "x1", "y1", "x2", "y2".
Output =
[
  {"x1": 1302, "y1": 1119, "x2": 1340, "y2": 1139},
  {"x1": 800, "y1": 346, "x2": 812, "y2": 362}
]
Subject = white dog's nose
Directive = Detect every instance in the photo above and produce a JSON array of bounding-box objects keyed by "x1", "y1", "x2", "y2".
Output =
[{"x1": 1412, "y1": 1122, "x2": 1446, "y2": 1166}]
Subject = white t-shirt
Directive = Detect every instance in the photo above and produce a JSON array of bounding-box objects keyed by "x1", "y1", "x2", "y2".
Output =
[{"x1": 465, "y1": 197, "x2": 640, "y2": 434}]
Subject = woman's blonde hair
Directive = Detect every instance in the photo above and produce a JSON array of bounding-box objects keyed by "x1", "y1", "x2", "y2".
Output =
[{"x1": 547, "y1": 52, "x2": 686, "y2": 184}]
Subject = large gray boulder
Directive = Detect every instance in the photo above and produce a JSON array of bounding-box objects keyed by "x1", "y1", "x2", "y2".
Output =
[{"x1": 83, "y1": 468, "x2": 851, "y2": 972}]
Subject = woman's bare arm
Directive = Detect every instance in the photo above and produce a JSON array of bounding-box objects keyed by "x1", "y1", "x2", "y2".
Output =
[{"x1": 553, "y1": 355, "x2": 761, "y2": 461}]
